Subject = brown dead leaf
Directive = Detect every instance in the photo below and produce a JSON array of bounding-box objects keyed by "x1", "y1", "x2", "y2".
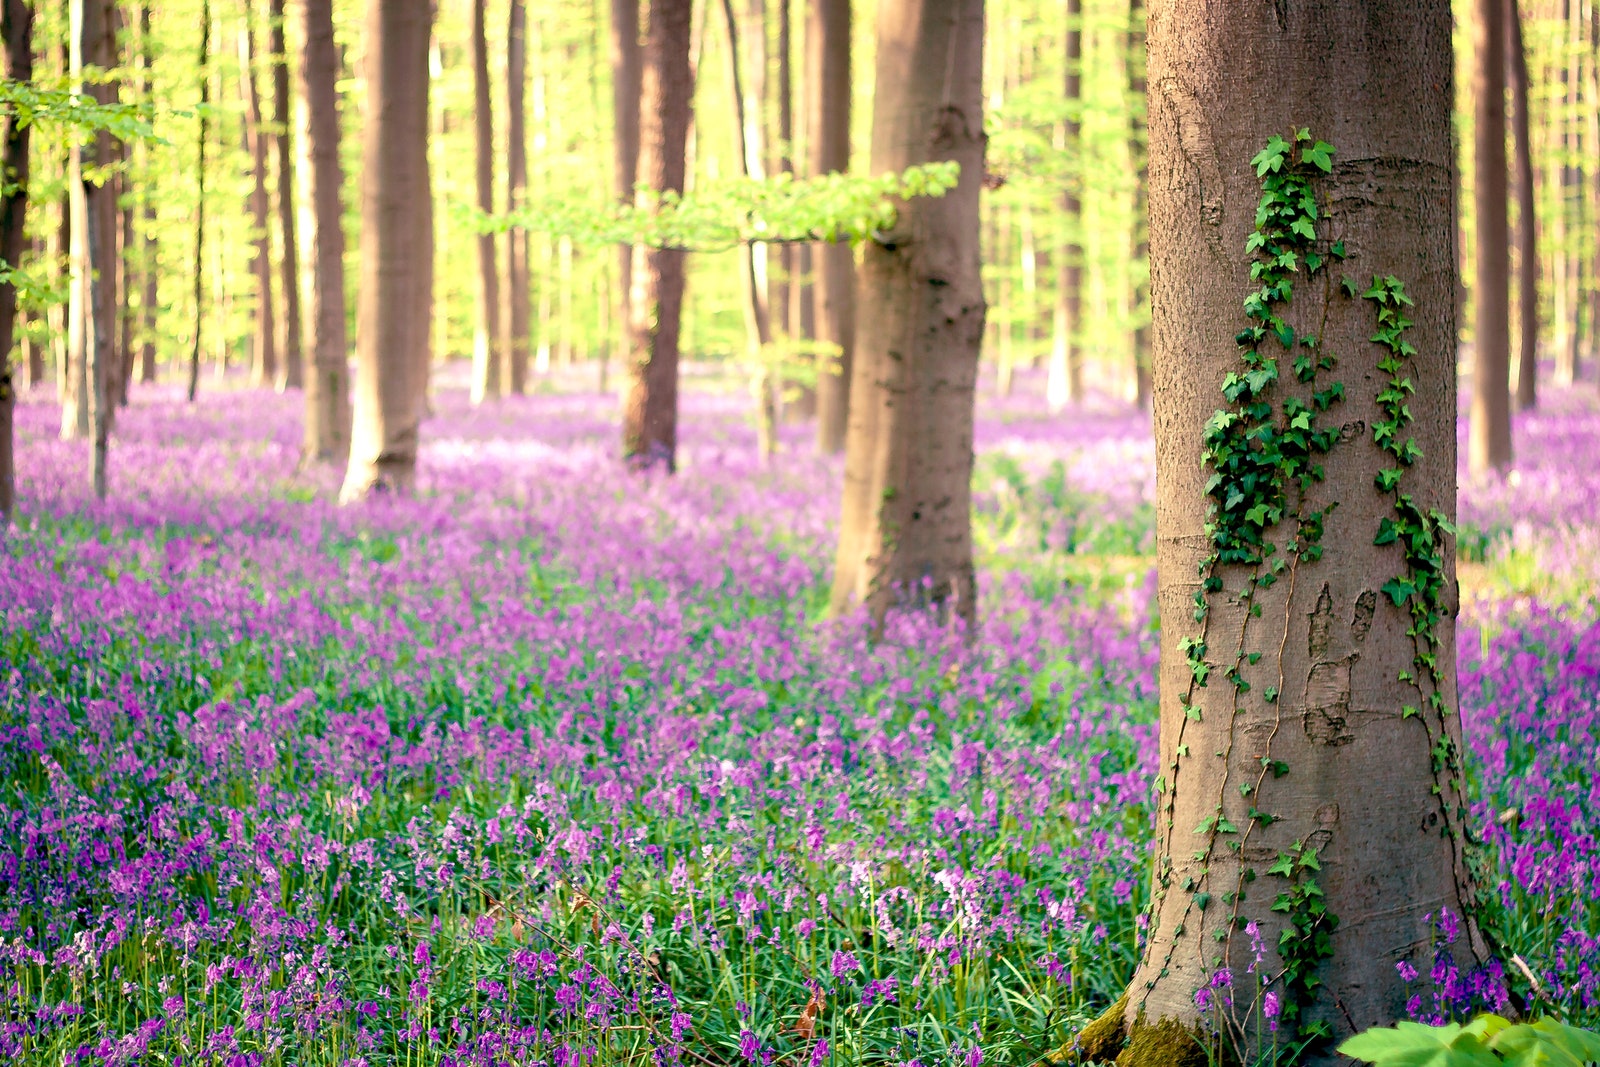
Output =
[{"x1": 793, "y1": 990, "x2": 824, "y2": 1041}]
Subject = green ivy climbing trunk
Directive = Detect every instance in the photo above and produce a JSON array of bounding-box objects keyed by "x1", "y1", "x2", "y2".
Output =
[{"x1": 1115, "y1": 4, "x2": 1484, "y2": 1064}]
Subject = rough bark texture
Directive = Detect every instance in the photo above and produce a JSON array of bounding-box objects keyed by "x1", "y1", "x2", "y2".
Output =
[
  {"x1": 468, "y1": 0, "x2": 500, "y2": 405},
  {"x1": 621, "y1": 0, "x2": 692, "y2": 471},
  {"x1": 1126, "y1": 5, "x2": 1482, "y2": 1062},
  {"x1": 610, "y1": 0, "x2": 641, "y2": 392},
  {"x1": 296, "y1": 0, "x2": 348, "y2": 465},
  {"x1": 186, "y1": 0, "x2": 209, "y2": 405},
  {"x1": 1047, "y1": 0, "x2": 1082, "y2": 412},
  {"x1": 0, "y1": 0, "x2": 31, "y2": 522},
  {"x1": 71, "y1": 0, "x2": 115, "y2": 498},
  {"x1": 828, "y1": 0, "x2": 984, "y2": 629},
  {"x1": 503, "y1": 0, "x2": 530, "y2": 395},
  {"x1": 270, "y1": 0, "x2": 302, "y2": 390},
  {"x1": 341, "y1": 0, "x2": 431, "y2": 500},
  {"x1": 1470, "y1": 0, "x2": 1512, "y2": 473},
  {"x1": 242, "y1": 6, "x2": 278, "y2": 390},
  {"x1": 808, "y1": 0, "x2": 853, "y2": 453},
  {"x1": 1508, "y1": 0, "x2": 1535, "y2": 412}
]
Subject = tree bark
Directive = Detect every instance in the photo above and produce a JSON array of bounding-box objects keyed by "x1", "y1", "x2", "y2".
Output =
[
  {"x1": 1047, "y1": 0, "x2": 1082, "y2": 413},
  {"x1": 136, "y1": 1, "x2": 156, "y2": 383},
  {"x1": 468, "y1": 0, "x2": 500, "y2": 405},
  {"x1": 270, "y1": 0, "x2": 302, "y2": 390},
  {"x1": 1591, "y1": 0, "x2": 1600, "y2": 382},
  {"x1": 71, "y1": 0, "x2": 115, "y2": 498},
  {"x1": 1507, "y1": 0, "x2": 1535, "y2": 411},
  {"x1": 241, "y1": 3, "x2": 277, "y2": 390},
  {"x1": 1128, "y1": 0, "x2": 1150, "y2": 408},
  {"x1": 296, "y1": 0, "x2": 349, "y2": 465},
  {"x1": 829, "y1": 0, "x2": 984, "y2": 629},
  {"x1": 610, "y1": 0, "x2": 640, "y2": 395},
  {"x1": 186, "y1": 0, "x2": 209, "y2": 404},
  {"x1": 503, "y1": 0, "x2": 530, "y2": 394},
  {"x1": 340, "y1": 0, "x2": 432, "y2": 500},
  {"x1": 1113, "y1": 4, "x2": 1482, "y2": 1061},
  {"x1": 779, "y1": 0, "x2": 816, "y2": 421},
  {"x1": 808, "y1": 0, "x2": 853, "y2": 453},
  {"x1": 1470, "y1": 0, "x2": 1512, "y2": 474},
  {"x1": 0, "y1": 0, "x2": 32, "y2": 522},
  {"x1": 621, "y1": 0, "x2": 692, "y2": 471}
]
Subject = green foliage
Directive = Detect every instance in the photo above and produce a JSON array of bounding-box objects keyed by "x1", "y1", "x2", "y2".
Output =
[{"x1": 1339, "y1": 1015, "x2": 1600, "y2": 1067}]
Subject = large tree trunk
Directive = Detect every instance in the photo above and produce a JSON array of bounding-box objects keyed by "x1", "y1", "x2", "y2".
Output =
[
  {"x1": 503, "y1": 0, "x2": 530, "y2": 394},
  {"x1": 340, "y1": 0, "x2": 432, "y2": 500},
  {"x1": 808, "y1": 0, "x2": 853, "y2": 453},
  {"x1": 1128, "y1": 0, "x2": 1150, "y2": 409},
  {"x1": 828, "y1": 0, "x2": 984, "y2": 628},
  {"x1": 71, "y1": 0, "x2": 116, "y2": 498},
  {"x1": 1103, "y1": 5, "x2": 1483, "y2": 1063},
  {"x1": 1470, "y1": 0, "x2": 1512, "y2": 474},
  {"x1": 1507, "y1": 0, "x2": 1535, "y2": 411},
  {"x1": 296, "y1": 0, "x2": 349, "y2": 465},
  {"x1": 270, "y1": 0, "x2": 302, "y2": 390},
  {"x1": 241, "y1": 4, "x2": 277, "y2": 390},
  {"x1": 1047, "y1": 0, "x2": 1082, "y2": 413},
  {"x1": 186, "y1": 0, "x2": 209, "y2": 404},
  {"x1": 468, "y1": 0, "x2": 500, "y2": 405},
  {"x1": 620, "y1": 0, "x2": 692, "y2": 471},
  {"x1": 0, "y1": 0, "x2": 32, "y2": 522},
  {"x1": 610, "y1": 0, "x2": 640, "y2": 396}
]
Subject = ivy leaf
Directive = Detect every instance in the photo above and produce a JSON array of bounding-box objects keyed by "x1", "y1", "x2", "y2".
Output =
[
  {"x1": 1382, "y1": 577, "x2": 1417, "y2": 606},
  {"x1": 1375, "y1": 468, "x2": 1404, "y2": 493},
  {"x1": 1302, "y1": 141, "x2": 1335, "y2": 173},
  {"x1": 1341, "y1": 276, "x2": 1360, "y2": 298}
]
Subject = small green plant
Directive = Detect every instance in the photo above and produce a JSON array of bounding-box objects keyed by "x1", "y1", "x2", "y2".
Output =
[{"x1": 1339, "y1": 1014, "x2": 1600, "y2": 1066}]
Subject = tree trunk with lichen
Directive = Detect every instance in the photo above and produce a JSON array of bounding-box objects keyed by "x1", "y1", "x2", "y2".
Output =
[
  {"x1": 1082, "y1": 5, "x2": 1484, "y2": 1066},
  {"x1": 828, "y1": 0, "x2": 984, "y2": 629}
]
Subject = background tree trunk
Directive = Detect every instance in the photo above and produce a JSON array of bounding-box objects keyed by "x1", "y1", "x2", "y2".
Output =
[
  {"x1": 503, "y1": 0, "x2": 530, "y2": 395},
  {"x1": 137, "y1": 0, "x2": 156, "y2": 384},
  {"x1": 241, "y1": 5, "x2": 278, "y2": 390},
  {"x1": 621, "y1": 0, "x2": 692, "y2": 470},
  {"x1": 0, "y1": 0, "x2": 32, "y2": 522},
  {"x1": 341, "y1": 0, "x2": 432, "y2": 500},
  {"x1": 271, "y1": 0, "x2": 302, "y2": 390},
  {"x1": 610, "y1": 0, "x2": 640, "y2": 396},
  {"x1": 828, "y1": 0, "x2": 984, "y2": 628},
  {"x1": 1471, "y1": 0, "x2": 1513, "y2": 473},
  {"x1": 186, "y1": 0, "x2": 209, "y2": 404},
  {"x1": 297, "y1": 0, "x2": 349, "y2": 465},
  {"x1": 1124, "y1": 3, "x2": 1482, "y2": 1060},
  {"x1": 1128, "y1": 0, "x2": 1150, "y2": 408},
  {"x1": 469, "y1": 0, "x2": 500, "y2": 405},
  {"x1": 71, "y1": 0, "x2": 116, "y2": 498},
  {"x1": 808, "y1": 0, "x2": 853, "y2": 453},
  {"x1": 1047, "y1": 0, "x2": 1082, "y2": 413},
  {"x1": 1508, "y1": 0, "x2": 1536, "y2": 411}
]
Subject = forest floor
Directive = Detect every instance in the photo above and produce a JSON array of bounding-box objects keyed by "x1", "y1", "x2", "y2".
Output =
[{"x1": 1, "y1": 366, "x2": 1597, "y2": 1066}]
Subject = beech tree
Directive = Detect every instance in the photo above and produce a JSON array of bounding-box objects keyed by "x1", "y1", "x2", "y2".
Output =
[
  {"x1": 610, "y1": 0, "x2": 641, "y2": 390},
  {"x1": 1075, "y1": 4, "x2": 1485, "y2": 1063},
  {"x1": 270, "y1": 0, "x2": 302, "y2": 391},
  {"x1": 1508, "y1": 0, "x2": 1535, "y2": 413},
  {"x1": 1470, "y1": 0, "x2": 1512, "y2": 474},
  {"x1": 808, "y1": 0, "x2": 853, "y2": 453},
  {"x1": 829, "y1": 0, "x2": 984, "y2": 627},
  {"x1": 69, "y1": 0, "x2": 116, "y2": 498},
  {"x1": 503, "y1": 0, "x2": 530, "y2": 394},
  {"x1": 468, "y1": 0, "x2": 499, "y2": 405},
  {"x1": 1047, "y1": 0, "x2": 1082, "y2": 413},
  {"x1": 241, "y1": 3, "x2": 276, "y2": 389},
  {"x1": 185, "y1": 0, "x2": 209, "y2": 405},
  {"x1": 0, "y1": 0, "x2": 30, "y2": 521}
]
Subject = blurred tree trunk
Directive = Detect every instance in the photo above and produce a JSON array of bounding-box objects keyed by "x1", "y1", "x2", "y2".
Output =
[
  {"x1": 297, "y1": 0, "x2": 349, "y2": 465},
  {"x1": 0, "y1": 0, "x2": 32, "y2": 521},
  {"x1": 186, "y1": 0, "x2": 209, "y2": 404},
  {"x1": 621, "y1": 0, "x2": 692, "y2": 471},
  {"x1": 1590, "y1": 0, "x2": 1600, "y2": 381},
  {"x1": 808, "y1": 0, "x2": 853, "y2": 453},
  {"x1": 341, "y1": 0, "x2": 432, "y2": 500},
  {"x1": 829, "y1": 0, "x2": 984, "y2": 629},
  {"x1": 469, "y1": 0, "x2": 500, "y2": 405},
  {"x1": 503, "y1": 0, "x2": 530, "y2": 394},
  {"x1": 776, "y1": 0, "x2": 815, "y2": 421},
  {"x1": 242, "y1": 3, "x2": 278, "y2": 390},
  {"x1": 270, "y1": 0, "x2": 302, "y2": 390},
  {"x1": 138, "y1": 0, "x2": 156, "y2": 384},
  {"x1": 1508, "y1": 0, "x2": 1535, "y2": 410},
  {"x1": 1470, "y1": 0, "x2": 1512, "y2": 474},
  {"x1": 611, "y1": 0, "x2": 640, "y2": 396},
  {"x1": 1128, "y1": 0, "x2": 1149, "y2": 408},
  {"x1": 115, "y1": 11, "x2": 133, "y2": 411},
  {"x1": 1116, "y1": 5, "x2": 1483, "y2": 1062},
  {"x1": 70, "y1": 0, "x2": 116, "y2": 498},
  {"x1": 1560, "y1": 0, "x2": 1583, "y2": 384},
  {"x1": 1047, "y1": 0, "x2": 1082, "y2": 412}
]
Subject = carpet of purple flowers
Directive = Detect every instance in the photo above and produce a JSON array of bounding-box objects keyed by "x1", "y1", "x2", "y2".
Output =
[{"x1": 0, "y1": 367, "x2": 1595, "y2": 1067}]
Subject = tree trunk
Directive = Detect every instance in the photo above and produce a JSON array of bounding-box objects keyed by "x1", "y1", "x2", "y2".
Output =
[
  {"x1": 241, "y1": 4, "x2": 277, "y2": 390},
  {"x1": 0, "y1": 0, "x2": 32, "y2": 522},
  {"x1": 136, "y1": 1, "x2": 156, "y2": 384},
  {"x1": 270, "y1": 0, "x2": 302, "y2": 390},
  {"x1": 186, "y1": 0, "x2": 209, "y2": 404},
  {"x1": 1128, "y1": 0, "x2": 1150, "y2": 408},
  {"x1": 503, "y1": 0, "x2": 530, "y2": 394},
  {"x1": 296, "y1": 0, "x2": 349, "y2": 465},
  {"x1": 1590, "y1": 0, "x2": 1599, "y2": 382},
  {"x1": 1046, "y1": 0, "x2": 1083, "y2": 413},
  {"x1": 808, "y1": 0, "x2": 853, "y2": 453},
  {"x1": 341, "y1": 0, "x2": 432, "y2": 500},
  {"x1": 779, "y1": 0, "x2": 815, "y2": 421},
  {"x1": 1561, "y1": 0, "x2": 1583, "y2": 384},
  {"x1": 1106, "y1": 5, "x2": 1483, "y2": 1062},
  {"x1": 611, "y1": 0, "x2": 641, "y2": 393},
  {"x1": 829, "y1": 0, "x2": 984, "y2": 629},
  {"x1": 621, "y1": 0, "x2": 692, "y2": 471},
  {"x1": 1507, "y1": 0, "x2": 1536, "y2": 411},
  {"x1": 1470, "y1": 0, "x2": 1512, "y2": 474},
  {"x1": 71, "y1": 0, "x2": 115, "y2": 498},
  {"x1": 468, "y1": 0, "x2": 500, "y2": 405}
]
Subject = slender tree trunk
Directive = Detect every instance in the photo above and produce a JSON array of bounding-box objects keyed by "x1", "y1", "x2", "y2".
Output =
[
  {"x1": 0, "y1": 0, "x2": 32, "y2": 522},
  {"x1": 503, "y1": 0, "x2": 530, "y2": 394},
  {"x1": 557, "y1": 233, "x2": 574, "y2": 365},
  {"x1": 241, "y1": 4, "x2": 277, "y2": 389},
  {"x1": 829, "y1": 0, "x2": 984, "y2": 628},
  {"x1": 1470, "y1": 0, "x2": 1513, "y2": 474},
  {"x1": 621, "y1": 0, "x2": 692, "y2": 471},
  {"x1": 116, "y1": 140, "x2": 132, "y2": 404},
  {"x1": 340, "y1": 0, "x2": 432, "y2": 500},
  {"x1": 136, "y1": 1, "x2": 157, "y2": 383},
  {"x1": 779, "y1": 0, "x2": 815, "y2": 420},
  {"x1": 611, "y1": 0, "x2": 641, "y2": 391},
  {"x1": 1128, "y1": 0, "x2": 1150, "y2": 408},
  {"x1": 1562, "y1": 0, "x2": 1583, "y2": 382},
  {"x1": 71, "y1": 0, "x2": 115, "y2": 498},
  {"x1": 187, "y1": 0, "x2": 209, "y2": 404},
  {"x1": 1101, "y1": 6, "x2": 1485, "y2": 1062},
  {"x1": 296, "y1": 0, "x2": 349, "y2": 465},
  {"x1": 809, "y1": 0, "x2": 853, "y2": 453},
  {"x1": 270, "y1": 0, "x2": 302, "y2": 389},
  {"x1": 1507, "y1": 0, "x2": 1536, "y2": 411},
  {"x1": 1047, "y1": 0, "x2": 1083, "y2": 413},
  {"x1": 468, "y1": 0, "x2": 500, "y2": 404},
  {"x1": 1591, "y1": 0, "x2": 1600, "y2": 380}
]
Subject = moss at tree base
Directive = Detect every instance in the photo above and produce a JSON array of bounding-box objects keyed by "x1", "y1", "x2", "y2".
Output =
[{"x1": 1051, "y1": 995, "x2": 1213, "y2": 1067}]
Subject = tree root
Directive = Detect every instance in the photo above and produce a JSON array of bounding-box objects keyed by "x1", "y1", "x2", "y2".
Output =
[{"x1": 1048, "y1": 994, "x2": 1211, "y2": 1067}]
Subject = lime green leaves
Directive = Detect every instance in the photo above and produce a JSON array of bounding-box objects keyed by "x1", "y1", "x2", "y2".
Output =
[{"x1": 1340, "y1": 1015, "x2": 1600, "y2": 1067}]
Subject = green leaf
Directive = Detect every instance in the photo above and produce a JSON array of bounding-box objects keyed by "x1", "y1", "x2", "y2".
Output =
[
  {"x1": 1337, "y1": 1021, "x2": 1500, "y2": 1067},
  {"x1": 1488, "y1": 1018, "x2": 1599, "y2": 1067}
]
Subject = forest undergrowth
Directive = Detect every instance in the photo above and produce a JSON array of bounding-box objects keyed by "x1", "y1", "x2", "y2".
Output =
[{"x1": 0, "y1": 369, "x2": 1596, "y2": 1067}]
